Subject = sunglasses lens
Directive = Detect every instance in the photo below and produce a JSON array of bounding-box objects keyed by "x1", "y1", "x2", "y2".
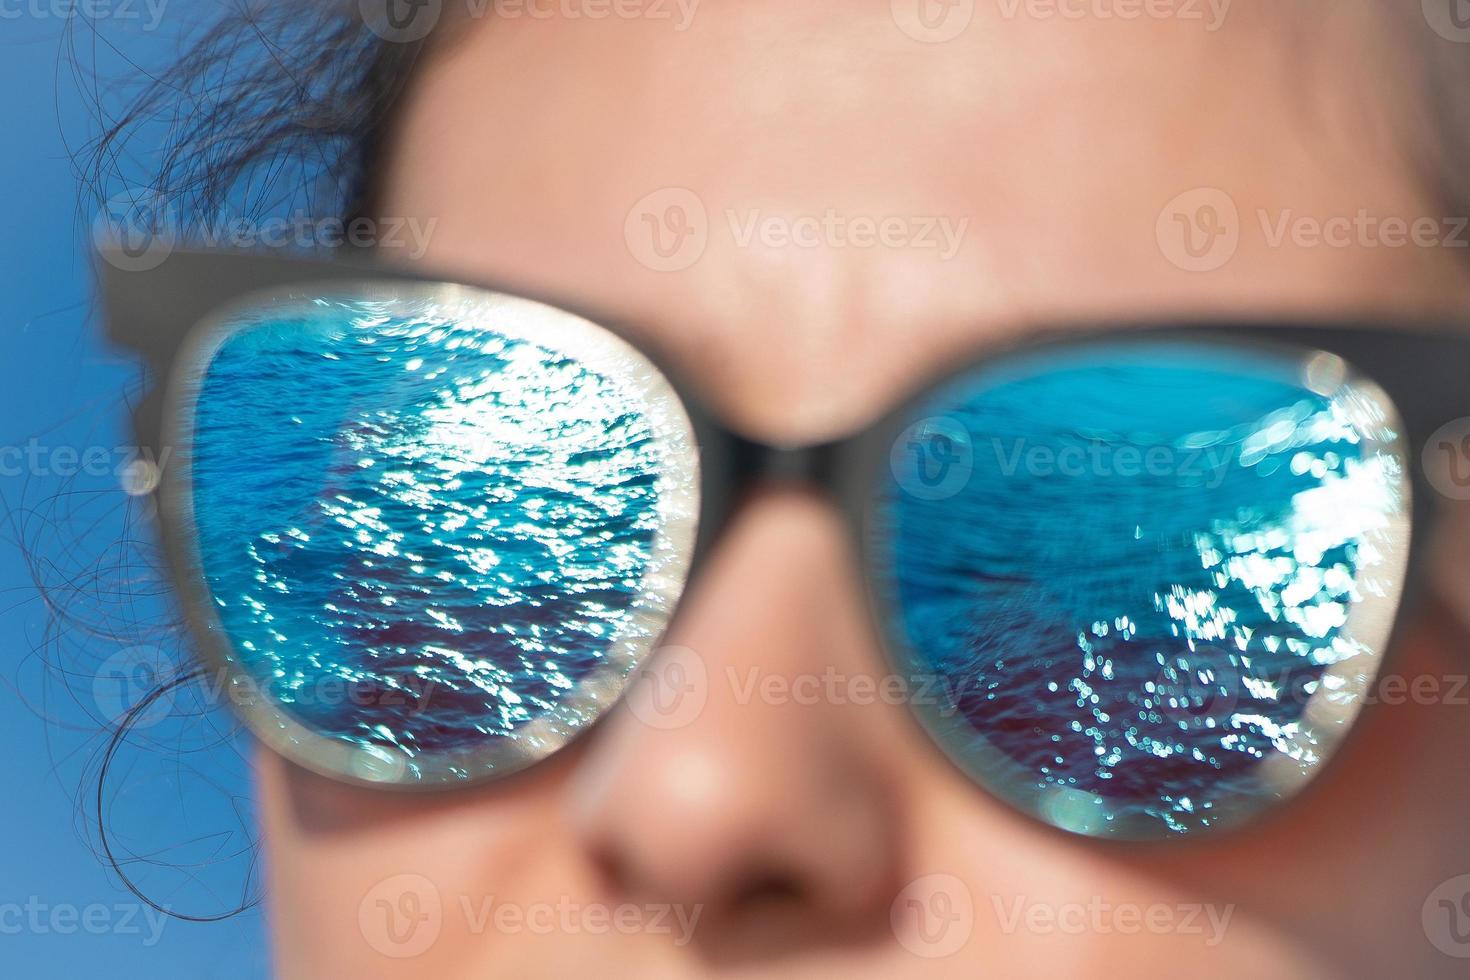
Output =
[
  {"x1": 873, "y1": 338, "x2": 1410, "y2": 837},
  {"x1": 176, "y1": 286, "x2": 698, "y2": 783}
]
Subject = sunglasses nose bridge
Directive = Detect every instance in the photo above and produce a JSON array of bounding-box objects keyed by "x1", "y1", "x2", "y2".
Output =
[
  {"x1": 727, "y1": 436, "x2": 843, "y2": 492},
  {"x1": 686, "y1": 428, "x2": 866, "y2": 578}
]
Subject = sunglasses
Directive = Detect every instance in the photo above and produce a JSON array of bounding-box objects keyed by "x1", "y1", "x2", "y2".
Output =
[{"x1": 101, "y1": 248, "x2": 1470, "y2": 841}]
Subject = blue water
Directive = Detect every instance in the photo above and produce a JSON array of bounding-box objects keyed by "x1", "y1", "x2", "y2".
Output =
[
  {"x1": 877, "y1": 340, "x2": 1407, "y2": 836},
  {"x1": 188, "y1": 295, "x2": 683, "y2": 777}
]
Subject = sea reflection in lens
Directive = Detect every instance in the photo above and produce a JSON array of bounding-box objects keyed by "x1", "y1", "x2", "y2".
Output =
[
  {"x1": 875, "y1": 340, "x2": 1409, "y2": 837},
  {"x1": 183, "y1": 289, "x2": 697, "y2": 781}
]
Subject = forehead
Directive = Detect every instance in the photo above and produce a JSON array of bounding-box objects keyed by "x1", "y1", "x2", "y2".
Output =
[{"x1": 376, "y1": 1, "x2": 1462, "y2": 442}]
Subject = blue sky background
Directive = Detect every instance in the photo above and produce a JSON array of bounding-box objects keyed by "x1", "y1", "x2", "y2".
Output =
[{"x1": 2, "y1": 7, "x2": 269, "y2": 977}]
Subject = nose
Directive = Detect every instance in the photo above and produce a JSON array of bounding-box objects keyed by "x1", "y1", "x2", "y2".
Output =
[{"x1": 563, "y1": 489, "x2": 905, "y2": 951}]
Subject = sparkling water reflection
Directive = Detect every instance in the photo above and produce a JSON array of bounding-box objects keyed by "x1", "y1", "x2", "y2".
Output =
[
  {"x1": 877, "y1": 341, "x2": 1409, "y2": 836},
  {"x1": 186, "y1": 293, "x2": 694, "y2": 777}
]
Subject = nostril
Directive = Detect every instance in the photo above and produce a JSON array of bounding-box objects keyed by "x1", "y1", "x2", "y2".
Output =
[
  {"x1": 588, "y1": 839, "x2": 809, "y2": 917},
  {"x1": 729, "y1": 870, "x2": 808, "y2": 913},
  {"x1": 589, "y1": 844, "x2": 632, "y2": 896}
]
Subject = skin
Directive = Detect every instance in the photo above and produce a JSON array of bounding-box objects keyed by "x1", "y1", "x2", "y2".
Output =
[{"x1": 254, "y1": 2, "x2": 1470, "y2": 976}]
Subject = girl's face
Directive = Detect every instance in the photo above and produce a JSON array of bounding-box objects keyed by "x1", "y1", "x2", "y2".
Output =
[{"x1": 255, "y1": 4, "x2": 1470, "y2": 977}]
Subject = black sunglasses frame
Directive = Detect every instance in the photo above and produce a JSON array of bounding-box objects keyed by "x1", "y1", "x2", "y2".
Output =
[{"x1": 101, "y1": 247, "x2": 1470, "y2": 837}]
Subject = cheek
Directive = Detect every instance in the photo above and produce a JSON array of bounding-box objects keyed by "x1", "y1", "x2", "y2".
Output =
[
  {"x1": 255, "y1": 745, "x2": 586, "y2": 964},
  {"x1": 1138, "y1": 618, "x2": 1470, "y2": 956},
  {"x1": 257, "y1": 739, "x2": 579, "y2": 851}
]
